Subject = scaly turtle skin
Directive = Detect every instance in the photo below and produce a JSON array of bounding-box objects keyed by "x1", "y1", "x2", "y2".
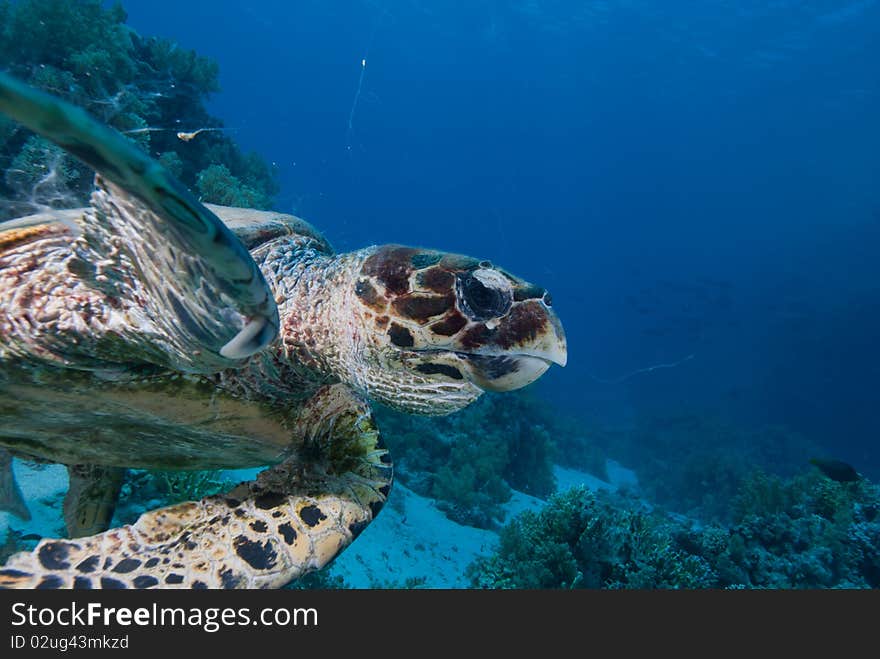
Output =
[{"x1": 0, "y1": 73, "x2": 566, "y2": 589}]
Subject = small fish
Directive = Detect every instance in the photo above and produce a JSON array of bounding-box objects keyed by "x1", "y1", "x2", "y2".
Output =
[{"x1": 809, "y1": 458, "x2": 862, "y2": 483}]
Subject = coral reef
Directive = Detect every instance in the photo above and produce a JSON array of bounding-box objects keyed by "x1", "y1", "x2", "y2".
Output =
[
  {"x1": 468, "y1": 469, "x2": 880, "y2": 589},
  {"x1": 467, "y1": 487, "x2": 715, "y2": 589},
  {"x1": 4, "y1": 135, "x2": 82, "y2": 209},
  {"x1": 149, "y1": 469, "x2": 233, "y2": 505},
  {"x1": 375, "y1": 390, "x2": 566, "y2": 528},
  {"x1": 0, "y1": 0, "x2": 277, "y2": 218},
  {"x1": 715, "y1": 470, "x2": 880, "y2": 587},
  {"x1": 376, "y1": 392, "x2": 822, "y2": 536},
  {"x1": 196, "y1": 163, "x2": 273, "y2": 209}
]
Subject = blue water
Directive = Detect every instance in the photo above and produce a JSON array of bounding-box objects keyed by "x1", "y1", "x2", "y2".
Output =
[{"x1": 118, "y1": 0, "x2": 880, "y2": 477}]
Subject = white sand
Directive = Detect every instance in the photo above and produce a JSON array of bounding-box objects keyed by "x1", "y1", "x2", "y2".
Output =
[
  {"x1": 328, "y1": 461, "x2": 633, "y2": 588},
  {"x1": 0, "y1": 461, "x2": 67, "y2": 544}
]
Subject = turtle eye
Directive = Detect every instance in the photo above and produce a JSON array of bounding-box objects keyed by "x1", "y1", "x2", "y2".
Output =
[{"x1": 457, "y1": 269, "x2": 512, "y2": 321}]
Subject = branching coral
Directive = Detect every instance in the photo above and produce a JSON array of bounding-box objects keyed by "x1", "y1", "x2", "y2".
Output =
[
  {"x1": 468, "y1": 471, "x2": 880, "y2": 589},
  {"x1": 151, "y1": 469, "x2": 233, "y2": 505},
  {"x1": 467, "y1": 487, "x2": 716, "y2": 589},
  {"x1": 432, "y1": 432, "x2": 512, "y2": 528},
  {"x1": 4, "y1": 135, "x2": 83, "y2": 210},
  {"x1": 196, "y1": 163, "x2": 273, "y2": 209},
  {"x1": 375, "y1": 390, "x2": 564, "y2": 528},
  {"x1": 721, "y1": 470, "x2": 880, "y2": 587},
  {"x1": 111, "y1": 468, "x2": 234, "y2": 526}
]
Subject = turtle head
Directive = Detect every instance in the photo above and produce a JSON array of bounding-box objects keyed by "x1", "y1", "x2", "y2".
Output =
[{"x1": 342, "y1": 245, "x2": 567, "y2": 414}]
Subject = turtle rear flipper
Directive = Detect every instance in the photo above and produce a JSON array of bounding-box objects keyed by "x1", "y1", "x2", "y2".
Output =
[
  {"x1": 0, "y1": 385, "x2": 392, "y2": 589},
  {"x1": 0, "y1": 72, "x2": 277, "y2": 371},
  {"x1": 0, "y1": 450, "x2": 30, "y2": 521}
]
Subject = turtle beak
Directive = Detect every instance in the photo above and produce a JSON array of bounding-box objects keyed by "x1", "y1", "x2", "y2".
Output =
[{"x1": 458, "y1": 298, "x2": 567, "y2": 392}]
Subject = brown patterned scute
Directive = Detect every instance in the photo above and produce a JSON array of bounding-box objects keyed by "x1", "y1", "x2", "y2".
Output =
[
  {"x1": 457, "y1": 301, "x2": 549, "y2": 351},
  {"x1": 391, "y1": 293, "x2": 454, "y2": 322},
  {"x1": 417, "y1": 267, "x2": 455, "y2": 294},
  {"x1": 493, "y1": 300, "x2": 547, "y2": 349},
  {"x1": 361, "y1": 246, "x2": 419, "y2": 295},
  {"x1": 439, "y1": 253, "x2": 481, "y2": 271},
  {"x1": 459, "y1": 322, "x2": 492, "y2": 350},
  {"x1": 387, "y1": 323, "x2": 415, "y2": 348},
  {"x1": 513, "y1": 283, "x2": 546, "y2": 302},
  {"x1": 354, "y1": 278, "x2": 386, "y2": 312},
  {"x1": 429, "y1": 311, "x2": 468, "y2": 336}
]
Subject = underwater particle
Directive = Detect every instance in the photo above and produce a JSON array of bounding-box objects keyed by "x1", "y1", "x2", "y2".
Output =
[
  {"x1": 346, "y1": 56, "x2": 368, "y2": 150},
  {"x1": 809, "y1": 458, "x2": 861, "y2": 483}
]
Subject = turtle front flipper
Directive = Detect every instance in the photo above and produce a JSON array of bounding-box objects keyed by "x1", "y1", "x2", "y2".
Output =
[
  {"x1": 0, "y1": 73, "x2": 277, "y2": 370},
  {"x1": 63, "y1": 465, "x2": 125, "y2": 538},
  {"x1": 0, "y1": 450, "x2": 30, "y2": 521},
  {"x1": 0, "y1": 384, "x2": 391, "y2": 589}
]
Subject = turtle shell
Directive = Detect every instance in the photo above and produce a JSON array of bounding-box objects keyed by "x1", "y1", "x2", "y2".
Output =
[{"x1": 207, "y1": 204, "x2": 333, "y2": 255}]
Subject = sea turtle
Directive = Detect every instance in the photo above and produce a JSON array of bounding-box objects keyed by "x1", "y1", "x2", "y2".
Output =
[{"x1": 0, "y1": 73, "x2": 566, "y2": 589}]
